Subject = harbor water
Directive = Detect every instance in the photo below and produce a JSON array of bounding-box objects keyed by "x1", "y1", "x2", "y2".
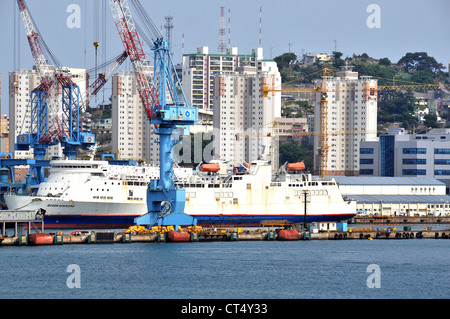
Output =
[{"x1": 0, "y1": 239, "x2": 448, "y2": 299}]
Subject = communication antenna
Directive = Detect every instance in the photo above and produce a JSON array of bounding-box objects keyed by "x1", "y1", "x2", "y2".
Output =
[
  {"x1": 218, "y1": 6, "x2": 226, "y2": 54},
  {"x1": 259, "y1": 6, "x2": 262, "y2": 47},
  {"x1": 227, "y1": 8, "x2": 231, "y2": 51}
]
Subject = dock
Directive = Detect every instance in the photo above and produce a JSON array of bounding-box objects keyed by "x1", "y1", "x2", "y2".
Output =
[{"x1": 1, "y1": 226, "x2": 449, "y2": 246}]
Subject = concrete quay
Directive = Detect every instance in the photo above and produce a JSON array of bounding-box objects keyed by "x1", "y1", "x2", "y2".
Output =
[{"x1": 1, "y1": 227, "x2": 449, "y2": 246}]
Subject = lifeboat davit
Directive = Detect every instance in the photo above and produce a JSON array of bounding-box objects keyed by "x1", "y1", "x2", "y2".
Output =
[
  {"x1": 167, "y1": 231, "x2": 191, "y2": 242},
  {"x1": 277, "y1": 229, "x2": 301, "y2": 241},
  {"x1": 201, "y1": 163, "x2": 220, "y2": 172},
  {"x1": 287, "y1": 162, "x2": 305, "y2": 172},
  {"x1": 28, "y1": 232, "x2": 54, "y2": 245}
]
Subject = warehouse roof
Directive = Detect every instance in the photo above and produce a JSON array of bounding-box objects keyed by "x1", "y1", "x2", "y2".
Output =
[
  {"x1": 333, "y1": 176, "x2": 444, "y2": 186},
  {"x1": 345, "y1": 194, "x2": 450, "y2": 204}
]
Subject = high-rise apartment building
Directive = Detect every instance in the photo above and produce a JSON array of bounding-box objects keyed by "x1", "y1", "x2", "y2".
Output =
[
  {"x1": 9, "y1": 67, "x2": 87, "y2": 159},
  {"x1": 182, "y1": 46, "x2": 264, "y2": 109},
  {"x1": 313, "y1": 66, "x2": 378, "y2": 176},
  {"x1": 212, "y1": 59, "x2": 281, "y2": 165},
  {"x1": 0, "y1": 114, "x2": 9, "y2": 153},
  {"x1": 111, "y1": 69, "x2": 159, "y2": 164}
]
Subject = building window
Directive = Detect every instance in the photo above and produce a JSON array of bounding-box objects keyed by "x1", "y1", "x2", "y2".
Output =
[
  {"x1": 403, "y1": 158, "x2": 426, "y2": 165},
  {"x1": 435, "y1": 170, "x2": 450, "y2": 176},
  {"x1": 435, "y1": 149, "x2": 450, "y2": 154},
  {"x1": 360, "y1": 158, "x2": 373, "y2": 164},
  {"x1": 435, "y1": 159, "x2": 450, "y2": 165},
  {"x1": 360, "y1": 169, "x2": 373, "y2": 175},
  {"x1": 402, "y1": 169, "x2": 426, "y2": 175},
  {"x1": 403, "y1": 148, "x2": 426, "y2": 154},
  {"x1": 360, "y1": 148, "x2": 374, "y2": 154}
]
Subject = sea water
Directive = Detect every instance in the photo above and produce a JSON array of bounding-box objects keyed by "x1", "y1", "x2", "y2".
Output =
[{"x1": 0, "y1": 239, "x2": 448, "y2": 299}]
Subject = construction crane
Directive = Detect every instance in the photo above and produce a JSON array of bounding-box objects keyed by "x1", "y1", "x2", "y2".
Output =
[
  {"x1": 15, "y1": 0, "x2": 95, "y2": 159},
  {"x1": 108, "y1": 0, "x2": 198, "y2": 229},
  {"x1": 263, "y1": 68, "x2": 450, "y2": 178}
]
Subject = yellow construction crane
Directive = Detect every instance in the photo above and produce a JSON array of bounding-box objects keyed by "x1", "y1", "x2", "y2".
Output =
[{"x1": 263, "y1": 69, "x2": 450, "y2": 178}]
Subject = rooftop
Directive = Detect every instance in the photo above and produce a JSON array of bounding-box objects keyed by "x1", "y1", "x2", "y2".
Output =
[
  {"x1": 333, "y1": 176, "x2": 444, "y2": 186},
  {"x1": 346, "y1": 194, "x2": 450, "y2": 204}
]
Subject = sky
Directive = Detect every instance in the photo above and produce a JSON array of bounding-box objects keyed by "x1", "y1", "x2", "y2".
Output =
[{"x1": 0, "y1": 0, "x2": 449, "y2": 114}]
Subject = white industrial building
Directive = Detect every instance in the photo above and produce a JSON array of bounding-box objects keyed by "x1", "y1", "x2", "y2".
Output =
[
  {"x1": 360, "y1": 127, "x2": 450, "y2": 191},
  {"x1": 334, "y1": 175, "x2": 450, "y2": 217}
]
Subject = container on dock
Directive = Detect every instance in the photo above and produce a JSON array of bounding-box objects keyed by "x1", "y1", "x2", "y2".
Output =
[
  {"x1": 277, "y1": 229, "x2": 301, "y2": 241},
  {"x1": 28, "y1": 233, "x2": 53, "y2": 245},
  {"x1": 337, "y1": 222, "x2": 348, "y2": 232},
  {"x1": 167, "y1": 231, "x2": 190, "y2": 242}
]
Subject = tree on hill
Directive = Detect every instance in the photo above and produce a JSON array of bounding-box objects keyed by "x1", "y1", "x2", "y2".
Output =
[
  {"x1": 274, "y1": 52, "x2": 297, "y2": 70},
  {"x1": 378, "y1": 57, "x2": 391, "y2": 66},
  {"x1": 397, "y1": 52, "x2": 444, "y2": 75}
]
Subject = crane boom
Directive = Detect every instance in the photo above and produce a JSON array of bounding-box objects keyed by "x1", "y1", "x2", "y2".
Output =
[
  {"x1": 109, "y1": 0, "x2": 160, "y2": 118},
  {"x1": 109, "y1": 0, "x2": 198, "y2": 229}
]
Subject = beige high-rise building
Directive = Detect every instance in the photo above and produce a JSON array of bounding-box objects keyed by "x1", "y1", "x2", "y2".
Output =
[
  {"x1": 182, "y1": 46, "x2": 264, "y2": 109},
  {"x1": 313, "y1": 66, "x2": 378, "y2": 176},
  {"x1": 9, "y1": 67, "x2": 87, "y2": 159},
  {"x1": 213, "y1": 59, "x2": 281, "y2": 165},
  {"x1": 111, "y1": 69, "x2": 159, "y2": 164}
]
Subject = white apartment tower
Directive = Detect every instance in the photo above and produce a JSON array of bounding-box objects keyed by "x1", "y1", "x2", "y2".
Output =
[
  {"x1": 182, "y1": 46, "x2": 264, "y2": 109},
  {"x1": 111, "y1": 69, "x2": 159, "y2": 164},
  {"x1": 213, "y1": 59, "x2": 281, "y2": 165},
  {"x1": 313, "y1": 66, "x2": 378, "y2": 176},
  {"x1": 8, "y1": 67, "x2": 87, "y2": 159}
]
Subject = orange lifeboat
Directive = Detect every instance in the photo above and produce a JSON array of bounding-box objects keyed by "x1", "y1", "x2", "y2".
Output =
[
  {"x1": 28, "y1": 232, "x2": 54, "y2": 245},
  {"x1": 287, "y1": 162, "x2": 305, "y2": 172},
  {"x1": 201, "y1": 163, "x2": 220, "y2": 172}
]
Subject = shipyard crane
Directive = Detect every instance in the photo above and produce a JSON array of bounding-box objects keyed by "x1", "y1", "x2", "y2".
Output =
[
  {"x1": 108, "y1": 0, "x2": 198, "y2": 229},
  {"x1": 263, "y1": 69, "x2": 450, "y2": 178},
  {"x1": 84, "y1": 50, "x2": 128, "y2": 108},
  {"x1": 15, "y1": 0, "x2": 96, "y2": 159}
]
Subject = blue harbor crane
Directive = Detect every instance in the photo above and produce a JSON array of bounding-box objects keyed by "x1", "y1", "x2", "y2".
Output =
[
  {"x1": 15, "y1": 0, "x2": 96, "y2": 160},
  {"x1": 109, "y1": 0, "x2": 198, "y2": 229}
]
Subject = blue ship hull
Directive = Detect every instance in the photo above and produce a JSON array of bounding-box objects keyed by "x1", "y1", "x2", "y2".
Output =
[{"x1": 41, "y1": 213, "x2": 355, "y2": 229}]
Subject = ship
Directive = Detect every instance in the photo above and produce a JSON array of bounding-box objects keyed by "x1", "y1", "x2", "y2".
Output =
[{"x1": 4, "y1": 159, "x2": 356, "y2": 228}]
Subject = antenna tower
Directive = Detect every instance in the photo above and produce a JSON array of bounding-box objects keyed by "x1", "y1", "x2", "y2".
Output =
[{"x1": 218, "y1": 7, "x2": 226, "y2": 54}]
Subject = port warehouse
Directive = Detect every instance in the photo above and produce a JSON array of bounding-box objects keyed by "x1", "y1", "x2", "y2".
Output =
[{"x1": 333, "y1": 176, "x2": 450, "y2": 217}]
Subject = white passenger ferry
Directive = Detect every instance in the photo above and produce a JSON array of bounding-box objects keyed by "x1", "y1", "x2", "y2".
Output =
[{"x1": 4, "y1": 159, "x2": 356, "y2": 228}]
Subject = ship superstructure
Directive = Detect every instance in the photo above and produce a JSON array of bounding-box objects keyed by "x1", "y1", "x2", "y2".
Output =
[{"x1": 5, "y1": 159, "x2": 355, "y2": 228}]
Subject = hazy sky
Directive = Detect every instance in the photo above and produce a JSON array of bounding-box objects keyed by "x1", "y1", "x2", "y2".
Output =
[{"x1": 1, "y1": 0, "x2": 449, "y2": 113}]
